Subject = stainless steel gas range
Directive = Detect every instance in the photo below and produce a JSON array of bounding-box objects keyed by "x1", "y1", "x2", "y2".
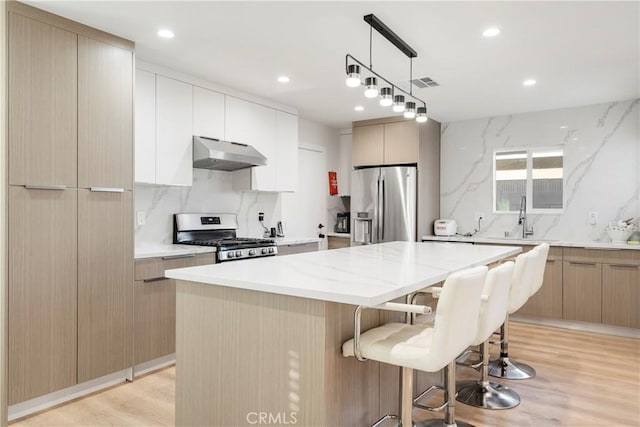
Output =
[{"x1": 173, "y1": 213, "x2": 277, "y2": 262}]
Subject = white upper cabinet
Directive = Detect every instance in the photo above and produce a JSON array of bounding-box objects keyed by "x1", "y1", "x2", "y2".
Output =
[
  {"x1": 134, "y1": 68, "x2": 298, "y2": 190},
  {"x1": 228, "y1": 97, "x2": 277, "y2": 191},
  {"x1": 134, "y1": 69, "x2": 156, "y2": 184},
  {"x1": 339, "y1": 132, "x2": 353, "y2": 196},
  {"x1": 193, "y1": 86, "x2": 225, "y2": 140},
  {"x1": 275, "y1": 111, "x2": 298, "y2": 192},
  {"x1": 155, "y1": 76, "x2": 193, "y2": 186}
]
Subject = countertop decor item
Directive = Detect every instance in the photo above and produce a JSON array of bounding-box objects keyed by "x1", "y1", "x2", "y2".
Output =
[{"x1": 605, "y1": 219, "x2": 636, "y2": 243}]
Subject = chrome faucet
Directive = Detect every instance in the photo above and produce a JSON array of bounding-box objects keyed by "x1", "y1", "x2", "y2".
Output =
[{"x1": 518, "y1": 195, "x2": 534, "y2": 238}]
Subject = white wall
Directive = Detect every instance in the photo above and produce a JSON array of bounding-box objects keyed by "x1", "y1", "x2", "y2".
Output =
[
  {"x1": 440, "y1": 99, "x2": 639, "y2": 242},
  {"x1": 280, "y1": 118, "x2": 341, "y2": 239}
]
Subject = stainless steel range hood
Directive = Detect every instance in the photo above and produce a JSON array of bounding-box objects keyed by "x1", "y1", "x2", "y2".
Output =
[{"x1": 193, "y1": 136, "x2": 267, "y2": 171}]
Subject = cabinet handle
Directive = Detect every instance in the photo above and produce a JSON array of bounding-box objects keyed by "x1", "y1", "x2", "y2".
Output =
[
  {"x1": 25, "y1": 184, "x2": 67, "y2": 190},
  {"x1": 161, "y1": 253, "x2": 196, "y2": 260},
  {"x1": 143, "y1": 276, "x2": 168, "y2": 283},
  {"x1": 90, "y1": 187, "x2": 124, "y2": 193},
  {"x1": 608, "y1": 264, "x2": 638, "y2": 269},
  {"x1": 568, "y1": 261, "x2": 597, "y2": 266}
]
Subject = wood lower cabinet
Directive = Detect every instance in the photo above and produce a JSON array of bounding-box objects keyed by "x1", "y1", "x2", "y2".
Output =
[
  {"x1": 77, "y1": 189, "x2": 133, "y2": 382},
  {"x1": 517, "y1": 247, "x2": 563, "y2": 319},
  {"x1": 602, "y1": 263, "x2": 640, "y2": 328},
  {"x1": 562, "y1": 260, "x2": 602, "y2": 323},
  {"x1": 8, "y1": 187, "x2": 78, "y2": 405},
  {"x1": 134, "y1": 253, "x2": 215, "y2": 366},
  {"x1": 78, "y1": 36, "x2": 134, "y2": 190},
  {"x1": 8, "y1": 12, "x2": 78, "y2": 187},
  {"x1": 328, "y1": 236, "x2": 350, "y2": 250},
  {"x1": 277, "y1": 242, "x2": 319, "y2": 256}
]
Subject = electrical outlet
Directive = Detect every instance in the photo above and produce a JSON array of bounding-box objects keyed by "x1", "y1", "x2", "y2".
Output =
[
  {"x1": 258, "y1": 212, "x2": 264, "y2": 222},
  {"x1": 474, "y1": 212, "x2": 485, "y2": 222},
  {"x1": 589, "y1": 211, "x2": 598, "y2": 225},
  {"x1": 136, "y1": 210, "x2": 146, "y2": 226}
]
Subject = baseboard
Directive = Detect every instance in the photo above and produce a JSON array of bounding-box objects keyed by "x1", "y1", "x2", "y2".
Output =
[
  {"x1": 511, "y1": 315, "x2": 640, "y2": 339},
  {"x1": 133, "y1": 354, "x2": 175, "y2": 378},
  {"x1": 8, "y1": 368, "x2": 133, "y2": 422}
]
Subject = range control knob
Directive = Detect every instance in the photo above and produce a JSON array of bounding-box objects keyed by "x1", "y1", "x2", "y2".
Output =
[
  {"x1": 261, "y1": 248, "x2": 268, "y2": 254},
  {"x1": 235, "y1": 250, "x2": 242, "y2": 257},
  {"x1": 227, "y1": 252, "x2": 235, "y2": 258},
  {"x1": 248, "y1": 249, "x2": 256, "y2": 256},
  {"x1": 268, "y1": 247, "x2": 275, "y2": 254}
]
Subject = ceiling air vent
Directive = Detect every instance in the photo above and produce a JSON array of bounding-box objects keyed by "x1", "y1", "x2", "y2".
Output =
[{"x1": 410, "y1": 77, "x2": 439, "y2": 89}]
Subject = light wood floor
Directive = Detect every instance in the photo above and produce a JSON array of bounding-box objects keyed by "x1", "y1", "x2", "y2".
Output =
[{"x1": 11, "y1": 322, "x2": 640, "y2": 427}]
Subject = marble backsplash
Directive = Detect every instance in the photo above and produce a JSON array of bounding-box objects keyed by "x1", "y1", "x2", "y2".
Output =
[
  {"x1": 135, "y1": 169, "x2": 280, "y2": 247},
  {"x1": 440, "y1": 99, "x2": 639, "y2": 242}
]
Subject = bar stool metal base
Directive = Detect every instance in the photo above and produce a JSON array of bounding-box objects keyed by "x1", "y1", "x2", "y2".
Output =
[
  {"x1": 488, "y1": 357, "x2": 535, "y2": 380},
  {"x1": 456, "y1": 380, "x2": 520, "y2": 409}
]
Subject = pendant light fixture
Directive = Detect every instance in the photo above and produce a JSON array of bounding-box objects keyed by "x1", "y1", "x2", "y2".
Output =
[
  {"x1": 364, "y1": 77, "x2": 379, "y2": 98},
  {"x1": 345, "y1": 14, "x2": 428, "y2": 123},
  {"x1": 379, "y1": 87, "x2": 393, "y2": 106}
]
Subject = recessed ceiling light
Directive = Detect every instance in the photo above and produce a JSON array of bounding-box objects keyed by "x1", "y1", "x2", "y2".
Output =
[
  {"x1": 482, "y1": 27, "x2": 500, "y2": 38},
  {"x1": 522, "y1": 79, "x2": 537, "y2": 86},
  {"x1": 354, "y1": 105, "x2": 364, "y2": 112},
  {"x1": 277, "y1": 76, "x2": 290, "y2": 83},
  {"x1": 157, "y1": 29, "x2": 175, "y2": 39},
  {"x1": 560, "y1": 125, "x2": 568, "y2": 129}
]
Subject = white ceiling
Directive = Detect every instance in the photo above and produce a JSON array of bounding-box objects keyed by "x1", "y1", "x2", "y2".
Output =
[{"x1": 25, "y1": 1, "x2": 640, "y2": 129}]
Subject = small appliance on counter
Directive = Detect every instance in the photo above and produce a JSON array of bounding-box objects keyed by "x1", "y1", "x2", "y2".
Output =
[
  {"x1": 336, "y1": 212, "x2": 350, "y2": 233},
  {"x1": 434, "y1": 219, "x2": 457, "y2": 236}
]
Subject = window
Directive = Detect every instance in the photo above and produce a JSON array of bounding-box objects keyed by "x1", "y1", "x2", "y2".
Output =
[{"x1": 494, "y1": 148, "x2": 564, "y2": 213}]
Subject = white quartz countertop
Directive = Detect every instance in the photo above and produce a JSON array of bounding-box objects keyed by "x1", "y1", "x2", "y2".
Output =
[
  {"x1": 165, "y1": 241, "x2": 520, "y2": 306},
  {"x1": 420, "y1": 235, "x2": 640, "y2": 250},
  {"x1": 274, "y1": 237, "x2": 320, "y2": 246},
  {"x1": 135, "y1": 244, "x2": 216, "y2": 260}
]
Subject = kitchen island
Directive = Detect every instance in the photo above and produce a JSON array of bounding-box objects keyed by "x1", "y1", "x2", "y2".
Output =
[{"x1": 165, "y1": 241, "x2": 520, "y2": 426}]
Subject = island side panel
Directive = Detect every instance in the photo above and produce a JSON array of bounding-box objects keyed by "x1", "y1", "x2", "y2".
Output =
[
  {"x1": 324, "y1": 302, "x2": 383, "y2": 426},
  {"x1": 175, "y1": 281, "x2": 327, "y2": 426}
]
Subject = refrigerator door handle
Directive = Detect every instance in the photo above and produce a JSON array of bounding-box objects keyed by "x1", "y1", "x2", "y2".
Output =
[{"x1": 380, "y1": 178, "x2": 385, "y2": 241}]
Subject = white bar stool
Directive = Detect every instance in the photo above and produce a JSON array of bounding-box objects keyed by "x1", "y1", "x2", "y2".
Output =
[
  {"x1": 342, "y1": 266, "x2": 488, "y2": 427},
  {"x1": 488, "y1": 244, "x2": 548, "y2": 380},
  {"x1": 456, "y1": 261, "x2": 520, "y2": 409}
]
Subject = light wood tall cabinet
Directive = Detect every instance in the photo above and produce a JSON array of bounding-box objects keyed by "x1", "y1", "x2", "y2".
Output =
[
  {"x1": 7, "y1": 1, "x2": 135, "y2": 405},
  {"x1": 8, "y1": 12, "x2": 78, "y2": 187},
  {"x1": 352, "y1": 119, "x2": 419, "y2": 167},
  {"x1": 8, "y1": 186, "x2": 78, "y2": 405},
  {"x1": 77, "y1": 190, "x2": 133, "y2": 382},
  {"x1": 78, "y1": 36, "x2": 133, "y2": 190}
]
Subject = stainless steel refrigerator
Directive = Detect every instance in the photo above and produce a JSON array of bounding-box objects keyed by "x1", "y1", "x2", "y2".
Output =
[{"x1": 351, "y1": 165, "x2": 417, "y2": 245}]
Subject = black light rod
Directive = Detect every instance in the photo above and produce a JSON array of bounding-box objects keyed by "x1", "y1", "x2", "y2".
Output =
[{"x1": 364, "y1": 14, "x2": 417, "y2": 59}]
